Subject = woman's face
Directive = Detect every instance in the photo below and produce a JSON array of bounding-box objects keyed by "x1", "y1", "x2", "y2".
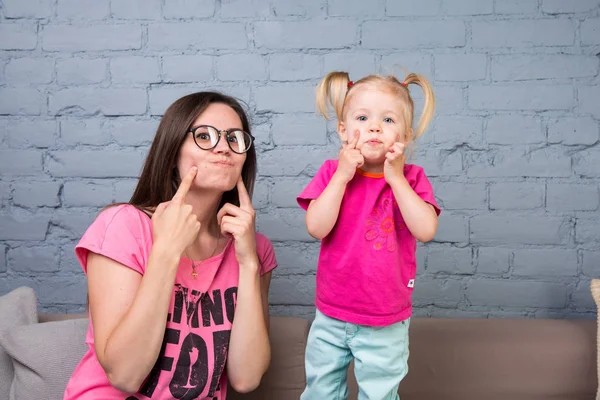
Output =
[{"x1": 177, "y1": 102, "x2": 247, "y2": 194}]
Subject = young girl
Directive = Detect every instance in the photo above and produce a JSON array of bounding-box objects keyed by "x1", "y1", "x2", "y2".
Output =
[{"x1": 297, "y1": 72, "x2": 441, "y2": 399}]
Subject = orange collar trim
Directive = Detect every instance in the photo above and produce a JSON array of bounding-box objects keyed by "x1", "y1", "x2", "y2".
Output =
[{"x1": 356, "y1": 168, "x2": 384, "y2": 178}]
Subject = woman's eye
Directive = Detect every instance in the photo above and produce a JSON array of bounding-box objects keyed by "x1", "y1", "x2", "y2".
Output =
[
  {"x1": 384, "y1": 118, "x2": 394, "y2": 123},
  {"x1": 228, "y1": 136, "x2": 238, "y2": 143},
  {"x1": 357, "y1": 116, "x2": 367, "y2": 121},
  {"x1": 197, "y1": 133, "x2": 210, "y2": 140}
]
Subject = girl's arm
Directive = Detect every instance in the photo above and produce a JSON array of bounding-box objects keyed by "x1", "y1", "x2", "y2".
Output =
[
  {"x1": 389, "y1": 177, "x2": 438, "y2": 242},
  {"x1": 305, "y1": 173, "x2": 349, "y2": 239}
]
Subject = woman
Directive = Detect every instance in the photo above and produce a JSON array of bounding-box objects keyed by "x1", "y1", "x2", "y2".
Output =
[{"x1": 64, "y1": 92, "x2": 277, "y2": 400}]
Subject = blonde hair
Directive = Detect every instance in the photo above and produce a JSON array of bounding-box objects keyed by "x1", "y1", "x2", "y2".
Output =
[{"x1": 316, "y1": 71, "x2": 435, "y2": 141}]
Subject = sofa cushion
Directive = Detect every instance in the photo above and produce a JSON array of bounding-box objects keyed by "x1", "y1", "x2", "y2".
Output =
[
  {"x1": 0, "y1": 318, "x2": 88, "y2": 400},
  {"x1": 591, "y1": 279, "x2": 600, "y2": 400},
  {"x1": 0, "y1": 287, "x2": 37, "y2": 398}
]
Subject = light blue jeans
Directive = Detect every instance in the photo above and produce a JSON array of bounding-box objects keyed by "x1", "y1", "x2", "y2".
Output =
[{"x1": 300, "y1": 310, "x2": 410, "y2": 400}]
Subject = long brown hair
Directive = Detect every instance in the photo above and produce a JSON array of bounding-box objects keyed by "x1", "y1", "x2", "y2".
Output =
[{"x1": 130, "y1": 91, "x2": 256, "y2": 210}]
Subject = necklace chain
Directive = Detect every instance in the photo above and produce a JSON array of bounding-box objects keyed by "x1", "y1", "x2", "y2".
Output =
[{"x1": 185, "y1": 236, "x2": 221, "y2": 280}]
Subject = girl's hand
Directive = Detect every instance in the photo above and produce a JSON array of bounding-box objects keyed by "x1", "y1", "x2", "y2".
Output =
[
  {"x1": 384, "y1": 142, "x2": 406, "y2": 184},
  {"x1": 334, "y1": 130, "x2": 364, "y2": 183},
  {"x1": 217, "y1": 177, "x2": 258, "y2": 268},
  {"x1": 152, "y1": 167, "x2": 201, "y2": 258}
]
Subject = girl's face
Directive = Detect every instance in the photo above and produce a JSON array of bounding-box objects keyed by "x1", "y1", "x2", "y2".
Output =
[
  {"x1": 338, "y1": 85, "x2": 410, "y2": 164},
  {"x1": 177, "y1": 102, "x2": 247, "y2": 193}
]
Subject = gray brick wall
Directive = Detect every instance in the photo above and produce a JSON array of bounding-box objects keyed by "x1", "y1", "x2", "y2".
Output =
[{"x1": 0, "y1": 0, "x2": 598, "y2": 319}]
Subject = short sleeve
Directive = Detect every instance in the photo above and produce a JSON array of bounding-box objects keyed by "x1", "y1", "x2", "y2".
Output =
[
  {"x1": 407, "y1": 165, "x2": 441, "y2": 216},
  {"x1": 256, "y1": 233, "x2": 278, "y2": 276},
  {"x1": 297, "y1": 160, "x2": 337, "y2": 211},
  {"x1": 75, "y1": 205, "x2": 153, "y2": 276}
]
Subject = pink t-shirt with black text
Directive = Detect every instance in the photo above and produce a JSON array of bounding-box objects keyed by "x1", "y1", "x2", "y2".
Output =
[
  {"x1": 63, "y1": 204, "x2": 277, "y2": 400},
  {"x1": 297, "y1": 160, "x2": 440, "y2": 327}
]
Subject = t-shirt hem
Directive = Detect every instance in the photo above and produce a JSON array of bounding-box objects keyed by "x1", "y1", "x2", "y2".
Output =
[{"x1": 316, "y1": 301, "x2": 412, "y2": 327}]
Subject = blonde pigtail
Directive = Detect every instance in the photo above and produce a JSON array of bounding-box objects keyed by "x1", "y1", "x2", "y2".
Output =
[
  {"x1": 316, "y1": 71, "x2": 351, "y2": 121},
  {"x1": 403, "y1": 73, "x2": 435, "y2": 139}
]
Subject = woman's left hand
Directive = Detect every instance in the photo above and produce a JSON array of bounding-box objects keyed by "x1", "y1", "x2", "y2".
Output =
[
  {"x1": 384, "y1": 142, "x2": 406, "y2": 184},
  {"x1": 217, "y1": 177, "x2": 258, "y2": 268}
]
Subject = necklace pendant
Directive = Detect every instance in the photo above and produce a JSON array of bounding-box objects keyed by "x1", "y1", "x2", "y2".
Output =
[{"x1": 192, "y1": 270, "x2": 198, "y2": 279}]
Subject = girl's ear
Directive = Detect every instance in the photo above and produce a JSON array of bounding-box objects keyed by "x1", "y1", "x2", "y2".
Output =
[{"x1": 338, "y1": 121, "x2": 347, "y2": 142}]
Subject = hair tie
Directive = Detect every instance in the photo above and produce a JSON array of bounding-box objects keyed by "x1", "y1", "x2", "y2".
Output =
[
  {"x1": 347, "y1": 81, "x2": 354, "y2": 89},
  {"x1": 401, "y1": 82, "x2": 408, "y2": 87}
]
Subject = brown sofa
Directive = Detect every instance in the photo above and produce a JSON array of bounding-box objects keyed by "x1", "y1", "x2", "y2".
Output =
[{"x1": 0, "y1": 287, "x2": 597, "y2": 399}]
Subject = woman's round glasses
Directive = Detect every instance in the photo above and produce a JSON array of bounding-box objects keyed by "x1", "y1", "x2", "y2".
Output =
[{"x1": 188, "y1": 125, "x2": 254, "y2": 154}]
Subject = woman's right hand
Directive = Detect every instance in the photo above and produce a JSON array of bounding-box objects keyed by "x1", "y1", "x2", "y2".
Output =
[
  {"x1": 151, "y1": 167, "x2": 200, "y2": 258},
  {"x1": 335, "y1": 130, "x2": 364, "y2": 183}
]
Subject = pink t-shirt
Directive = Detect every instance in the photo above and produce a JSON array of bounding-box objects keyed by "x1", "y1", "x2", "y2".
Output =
[
  {"x1": 63, "y1": 204, "x2": 277, "y2": 400},
  {"x1": 297, "y1": 160, "x2": 440, "y2": 327}
]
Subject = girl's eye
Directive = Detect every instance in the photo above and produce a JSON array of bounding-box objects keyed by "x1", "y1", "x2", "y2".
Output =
[
  {"x1": 384, "y1": 118, "x2": 394, "y2": 123},
  {"x1": 357, "y1": 116, "x2": 367, "y2": 121}
]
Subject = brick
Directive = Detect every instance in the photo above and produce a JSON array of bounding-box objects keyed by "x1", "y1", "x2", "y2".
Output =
[
  {"x1": 548, "y1": 117, "x2": 598, "y2": 146},
  {"x1": 0, "y1": 215, "x2": 49, "y2": 240},
  {"x1": 36, "y1": 276, "x2": 87, "y2": 304},
  {"x1": 0, "y1": 182, "x2": 10, "y2": 206},
  {"x1": 271, "y1": 0, "x2": 324, "y2": 17},
  {"x1": 442, "y1": 0, "x2": 493, "y2": 15},
  {"x1": 269, "y1": 275, "x2": 315, "y2": 305},
  {"x1": 110, "y1": 56, "x2": 160, "y2": 84},
  {"x1": 3, "y1": 0, "x2": 53, "y2": 18},
  {"x1": 5, "y1": 58, "x2": 54, "y2": 84},
  {"x1": 272, "y1": 114, "x2": 327, "y2": 146},
  {"x1": 2, "y1": 119, "x2": 56, "y2": 148},
  {"x1": 269, "y1": 306, "x2": 316, "y2": 320},
  {"x1": 0, "y1": 245, "x2": 6, "y2": 273},
  {"x1": 272, "y1": 242, "x2": 319, "y2": 275},
  {"x1": 149, "y1": 86, "x2": 250, "y2": 116},
  {"x1": 412, "y1": 277, "x2": 462, "y2": 307},
  {"x1": 486, "y1": 115, "x2": 544, "y2": 145},
  {"x1": 494, "y1": 0, "x2": 538, "y2": 14},
  {"x1": 574, "y1": 149, "x2": 600, "y2": 177},
  {"x1": 271, "y1": 177, "x2": 311, "y2": 208},
  {"x1": 220, "y1": 0, "x2": 271, "y2": 17},
  {"x1": 433, "y1": 182, "x2": 486, "y2": 210},
  {"x1": 471, "y1": 216, "x2": 570, "y2": 245},
  {"x1": 114, "y1": 180, "x2": 137, "y2": 202},
  {"x1": 0, "y1": 150, "x2": 43, "y2": 175},
  {"x1": 466, "y1": 280, "x2": 568, "y2": 308},
  {"x1": 363, "y1": 21, "x2": 465, "y2": 49},
  {"x1": 110, "y1": 118, "x2": 158, "y2": 146},
  {"x1": 576, "y1": 218, "x2": 600, "y2": 243},
  {"x1": 477, "y1": 247, "x2": 511, "y2": 275},
  {"x1": 433, "y1": 213, "x2": 469, "y2": 244},
  {"x1": 8, "y1": 246, "x2": 59, "y2": 273},
  {"x1": 472, "y1": 19, "x2": 575, "y2": 47},
  {"x1": 255, "y1": 21, "x2": 356, "y2": 49},
  {"x1": 50, "y1": 211, "x2": 96, "y2": 238},
  {"x1": 0, "y1": 88, "x2": 44, "y2": 115},
  {"x1": 542, "y1": 0, "x2": 599, "y2": 14},
  {"x1": 579, "y1": 85, "x2": 600, "y2": 117},
  {"x1": 492, "y1": 55, "x2": 598, "y2": 81},
  {"x1": 432, "y1": 86, "x2": 465, "y2": 114},
  {"x1": 13, "y1": 181, "x2": 61, "y2": 207},
  {"x1": 47, "y1": 150, "x2": 144, "y2": 178},
  {"x1": 427, "y1": 246, "x2": 473, "y2": 274},
  {"x1": 571, "y1": 280, "x2": 596, "y2": 311},
  {"x1": 164, "y1": 0, "x2": 216, "y2": 18},
  {"x1": 467, "y1": 148, "x2": 571, "y2": 178},
  {"x1": 259, "y1": 147, "x2": 334, "y2": 176},
  {"x1": 251, "y1": 121, "x2": 270, "y2": 147},
  {"x1": 490, "y1": 182, "x2": 544, "y2": 210},
  {"x1": 513, "y1": 249, "x2": 578, "y2": 277},
  {"x1": 379, "y1": 53, "x2": 432, "y2": 80},
  {"x1": 148, "y1": 23, "x2": 247, "y2": 50},
  {"x1": 469, "y1": 85, "x2": 573, "y2": 111},
  {"x1": 547, "y1": 183, "x2": 599, "y2": 212},
  {"x1": 582, "y1": 250, "x2": 600, "y2": 277},
  {"x1": 329, "y1": 0, "x2": 384, "y2": 17},
  {"x1": 217, "y1": 54, "x2": 266, "y2": 82},
  {"x1": 49, "y1": 88, "x2": 147, "y2": 116},
  {"x1": 257, "y1": 209, "x2": 313, "y2": 242},
  {"x1": 60, "y1": 119, "x2": 112, "y2": 146},
  {"x1": 43, "y1": 24, "x2": 142, "y2": 52},
  {"x1": 56, "y1": 58, "x2": 107, "y2": 84},
  {"x1": 386, "y1": 0, "x2": 441, "y2": 16},
  {"x1": 413, "y1": 149, "x2": 463, "y2": 177},
  {"x1": 581, "y1": 18, "x2": 600, "y2": 45},
  {"x1": 63, "y1": 181, "x2": 114, "y2": 207},
  {"x1": 57, "y1": 0, "x2": 110, "y2": 19},
  {"x1": 111, "y1": 0, "x2": 161, "y2": 19},
  {"x1": 252, "y1": 178, "x2": 269, "y2": 210},
  {"x1": 432, "y1": 116, "x2": 483, "y2": 146},
  {"x1": 162, "y1": 55, "x2": 213, "y2": 83},
  {"x1": 325, "y1": 53, "x2": 378, "y2": 81},
  {"x1": 416, "y1": 245, "x2": 426, "y2": 269},
  {"x1": 269, "y1": 54, "x2": 321, "y2": 81},
  {"x1": 0, "y1": 23, "x2": 37, "y2": 50},
  {"x1": 435, "y1": 54, "x2": 486, "y2": 82},
  {"x1": 255, "y1": 85, "x2": 315, "y2": 113}
]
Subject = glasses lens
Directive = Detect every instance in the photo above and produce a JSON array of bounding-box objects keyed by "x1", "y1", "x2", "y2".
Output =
[
  {"x1": 193, "y1": 126, "x2": 219, "y2": 149},
  {"x1": 228, "y1": 130, "x2": 252, "y2": 153}
]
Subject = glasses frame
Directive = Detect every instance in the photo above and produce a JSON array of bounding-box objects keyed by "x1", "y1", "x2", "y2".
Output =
[{"x1": 187, "y1": 125, "x2": 255, "y2": 154}]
